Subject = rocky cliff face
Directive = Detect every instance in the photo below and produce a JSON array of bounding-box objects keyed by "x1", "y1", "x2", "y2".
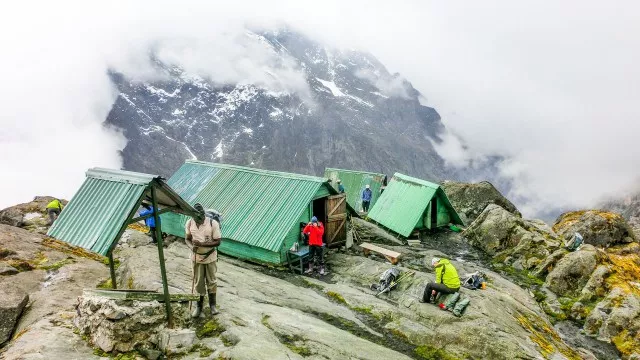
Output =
[{"x1": 106, "y1": 29, "x2": 453, "y2": 181}]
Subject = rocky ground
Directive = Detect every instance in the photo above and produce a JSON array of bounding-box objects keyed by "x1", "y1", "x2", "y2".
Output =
[{"x1": 1, "y1": 187, "x2": 639, "y2": 359}]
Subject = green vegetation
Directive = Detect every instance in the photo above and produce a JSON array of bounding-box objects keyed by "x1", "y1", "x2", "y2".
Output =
[
  {"x1": 196, "y1": 318, "x2": 226, "y2": 338},
  {"x1": 274, "y1": 333, "x2": 313, "y2": 357},
  {"x1": 326, "y1": 291, "x2": 347, "y2": 305},
  {"x1": 352, "y1": 305, "x2": 373, "y2": 315},
  {"x1": 96, "y1": 278, "x2": 113, "y2": 289},
  {"x1": 300, "y1": 278, "x2": 324, "y2": 291},
  {"x1": 92, "y1": 348, "x2": 139, "y2": 359},
  {"x1": 0, "y1": 247, "x2": 17, "y2": 259},
  {"x1": 414, "y1": 345, "x2": 459, "y2": 360},
  {"x1": 261, "y1": 314, "x2": 273, "y2": 330},
  {"x1": 39, "y1": 258, "x2": 74, "y2": 271},
  {"x1": 493, "y1": 264, "x2": 544, "y2": 288}
]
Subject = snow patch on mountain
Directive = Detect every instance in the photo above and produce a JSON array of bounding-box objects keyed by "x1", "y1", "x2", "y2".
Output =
[{"x1": 316, "y1": 78, "x2": 345, "y2": 96}]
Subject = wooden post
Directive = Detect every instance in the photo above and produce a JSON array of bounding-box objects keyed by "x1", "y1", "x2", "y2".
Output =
[
  {"x1": 108, "y1": 251, "x2": 117, "y2": 289},
  {"x1": 151, "y1": 185, "x2": 173, "y2": 328}
]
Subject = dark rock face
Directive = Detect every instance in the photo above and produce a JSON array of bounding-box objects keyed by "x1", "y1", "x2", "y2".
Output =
[
  {"x1": 105, "y1": 29, "x2": 453, "y2": 181},
  {"x1": 553, "y1": 210, "x2": 636, "y2": 248},
  {"x1": 441, "y1": 180, "x2": 520, "y2": 224},
  {"x1": 0, "y1": 286, "x2": 28, "y2": 345}
]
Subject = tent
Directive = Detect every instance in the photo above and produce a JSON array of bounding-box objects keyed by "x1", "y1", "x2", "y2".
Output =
[
  {"x1": 162, "y1": 161, "x2": 356, "y2": 265},
  {"x1": 367, "y1": 173, "x2": 464, "y2": 237},
  {"x1": 47, "y1": 168, "x2": 198, "y2": 325},
  {"x1": 324, "y1": 168, "x2": 387, "y2": 212}
]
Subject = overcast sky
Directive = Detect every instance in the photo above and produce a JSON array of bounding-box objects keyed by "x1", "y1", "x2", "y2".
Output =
[{"x1": 1, "y1": 1, "x2": 639, "y2": 217}]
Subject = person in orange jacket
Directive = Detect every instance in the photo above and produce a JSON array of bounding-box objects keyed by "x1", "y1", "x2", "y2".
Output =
[{"x1": 303, "y1": 216, "x2": 325, "y2": 275}]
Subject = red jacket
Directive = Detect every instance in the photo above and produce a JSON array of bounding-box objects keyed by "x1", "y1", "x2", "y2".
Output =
[{"x1": 303, "y1": 222, "x2": 324, "y2": 246}]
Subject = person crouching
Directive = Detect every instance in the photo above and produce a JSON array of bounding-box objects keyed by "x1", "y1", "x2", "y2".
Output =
[
  {"x1": 421, "y1": 257, "x2": 460, "y2": 303},
  {"x1": 185, "y1": 203, "x2": 221, "y2": 317}
]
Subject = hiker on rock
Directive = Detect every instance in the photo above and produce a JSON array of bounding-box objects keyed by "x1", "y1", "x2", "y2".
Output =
[
  {"x1": 421, "y1": 257, "x2": 460, "y2": 303},
  {"x1": 303, "y1": 216, "x2": 325, "y2": 275},
  {"x1": 139, "y1": 203, "x2": 159, "y2": 244},
  {"x1": 361, "y1": 184, "x2": 373, "y2": 212},
  {"x1": 46, "y1": 198, "x2": 64, "y2": 225},
  {"x1": 185, "y1": 203, "x2": 221, "y2": 317},
  {"x1": 337, "y1": 179, "x2": 345, "y2": 194}
]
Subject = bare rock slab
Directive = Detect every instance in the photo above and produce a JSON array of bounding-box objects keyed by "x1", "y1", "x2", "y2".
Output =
[{"x1": 0, "y1": 285, "x2": 29, "y2": 345}]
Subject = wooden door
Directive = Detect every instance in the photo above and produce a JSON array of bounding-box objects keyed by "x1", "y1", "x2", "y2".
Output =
[{"x1": 325, "y1": 194, "x2": 347, "y2": 248}]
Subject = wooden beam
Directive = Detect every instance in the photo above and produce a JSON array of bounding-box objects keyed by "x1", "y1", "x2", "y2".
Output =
[
  {"x1": 152, "y1": 185, "x2": 173, "y2": 328},
  {"x1": 108, "y1": 251, "x2": 117, "y2": 289},
  {"x1": 83, "y1": 289, "x2": 199, "y2": 302}
]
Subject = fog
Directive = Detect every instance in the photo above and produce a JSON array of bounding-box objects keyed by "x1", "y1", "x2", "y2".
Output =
[{"x1": 1, "y1": 1, "x2": 639, "y2": 217}]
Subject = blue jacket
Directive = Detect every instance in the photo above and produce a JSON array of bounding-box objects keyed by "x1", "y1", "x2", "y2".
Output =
[
  {"x1": 362, "y1": 188, "x2": 373, "y2": 202},
  {"x1": 338, "y1": 184, "x2": 345, "y2": 193},
  {"x1": 139, "y1": 207, "x2": 159, "y2": 227}
]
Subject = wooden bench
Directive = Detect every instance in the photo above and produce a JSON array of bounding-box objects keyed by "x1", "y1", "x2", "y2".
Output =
[{"x1": 360, "y1": 242, "x2": 401, "y2": 264}]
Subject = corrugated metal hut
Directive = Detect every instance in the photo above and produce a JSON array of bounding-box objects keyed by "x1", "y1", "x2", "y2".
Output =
[
  {"x1": 162, "y1": 161, "x2": 354, "y2": 264},
  {"x1": 367, "y1": 173, "x2": 464, "y2": 237},
  {"x1": 324, "y1": 168, "x2": 387, "y2": 212},
  {"x1": 47, "y1": 168, "x2": 199, "y2": 325}
]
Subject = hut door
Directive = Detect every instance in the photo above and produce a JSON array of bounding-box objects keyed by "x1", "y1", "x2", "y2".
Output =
[
  {"x1": 430, "y1": 198, "x2": 438, "y2": 228},
  {"x1": 325, "y1": 194, "x2": 347, "y2": 248}
]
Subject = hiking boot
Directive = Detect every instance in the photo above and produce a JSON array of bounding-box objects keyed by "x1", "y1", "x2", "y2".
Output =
[
  {"x1": 304, "y1": 264, "x2": 314, "y2": 274},
  {"x1": 319, "y1": 266, "x2": 326, "y2": 276},
  {"x1": 208, "y1": 292, "x2": 219, "y2": 316},
  {"x1": 191, "y1": 296, "x2": 204, "y2": 318}
]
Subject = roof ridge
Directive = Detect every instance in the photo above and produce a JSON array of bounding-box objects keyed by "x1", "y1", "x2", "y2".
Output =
[
  {"x1": 86, "y1": 168, "x2": 159, "y2": 185},
  {"x1": 325, "y1": 168, "x2": 386, "y2": 176},
  {"x1": 393, "y1": 172, "x2": 440, "y2": 189},
  {"x1": 186, "y1": 160, "x2": 327, "y2": 182}
]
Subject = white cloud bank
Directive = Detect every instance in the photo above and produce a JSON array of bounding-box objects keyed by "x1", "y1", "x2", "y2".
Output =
[{"x1": 1, "y1": 0, "x2": 639, "y2": 218}]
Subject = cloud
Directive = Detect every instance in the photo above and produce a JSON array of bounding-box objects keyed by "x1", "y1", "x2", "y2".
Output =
[
  {"x1": 2, "y1": 0, "x2": 639, "y2": 218},
  {"x1": 355, "y1": 69, "x2": 411, "y2": 98}
]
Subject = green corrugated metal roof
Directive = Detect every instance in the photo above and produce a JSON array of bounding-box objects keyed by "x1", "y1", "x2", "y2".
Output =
[
  {"x1": 324, "y1": 168, "x2": 386, "y2": 211},
  {"x1": 47, "y1": 168, "x2": 197, "y2": 256},
  {"x1": 164, "y1": 161, "x2": 333, "y2": 253},
  {"x1": 47, "y1": 168, "x2": 155, "y2": 255},
  {"x1": 368, "y1": 172, "x2": 463, "y2": 236}
]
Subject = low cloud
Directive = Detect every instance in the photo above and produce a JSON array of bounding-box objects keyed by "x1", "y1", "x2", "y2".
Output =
[{"x1": 2, "y1": 0, "x2": 639, "y2": 219}]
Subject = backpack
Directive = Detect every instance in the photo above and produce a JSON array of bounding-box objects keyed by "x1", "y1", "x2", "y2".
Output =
[
  {"x1": 461, "y1": 272, "x2": 485, "y2": 290},
  {"x1": 205, "y1": 210, "x2": 222, "y2": 230}
]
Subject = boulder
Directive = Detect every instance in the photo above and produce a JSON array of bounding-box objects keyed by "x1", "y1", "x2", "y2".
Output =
[
  {"x1": 0, "y1": 285, "x2": 29, "y2": 345},
  {"x1": 463, "y1": 205, "x2": 560, "y2": 269},
  {"x1": 580, "y1": 265, "x2": 611, "y2": 302},
  {"x1": 553, "y1": 210, "x2": 636, "y2": 248},
  {"x1": 158, "y1": 328, "x2": 196, "y2": 355},
  {"x1": 0, "y1": 196, "x2": 67, "y2": 228},
  {"x1": 74, "y1": 295, "x2": 190, "y2": 353},
  {"x1": 0, "y1": 262, "x2": 19, "y2": 276},
  {"x1": 544, "y1": 245, "x2": 598, "y2": 297},
  {"x1": 441, "y1": 180, "x2": 520, "y2": 223},
  {"x1": 584, "y1": 288, "x2": 640, "y2": 358}
]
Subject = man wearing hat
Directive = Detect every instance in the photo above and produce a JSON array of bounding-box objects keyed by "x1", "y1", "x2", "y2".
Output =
[
  {"x1": 421, "y1": 257, "x2": 460, "y2": 303},
  {"x1": 337, "y1": 180, "x2": 345, "y2": 194},
  {"x1": 303, "y1": 216, "x2": 325, "y2": 275},
  {"x1": 361, "y1": 184, "x2": 373, "y2": 212},
  {"x1": 185, "y1": 203, "x2": 222, "y2": 317}
]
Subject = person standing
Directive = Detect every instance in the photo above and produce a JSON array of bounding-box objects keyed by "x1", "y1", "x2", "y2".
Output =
[
  {"x1": 139, "y1": 204, "x2": 159, "y2": 243},
  {"x1": 337, "y1": 180, "x2": 345, "y2": 194},
  {"x1": 303, "y1": 216, "x2": 325, "y2": 275},
  {"x1": 46, "y1": 198, "x2": 64, "y2": 225},
  {"x1": 361, "y1": 185, "x2": 373, "y2": 212},
  {"x1": 421, "y1": 257, "x2": 460, "y2": 303},
  {"x1": 185, "y1": 203, "x2": 222, "y2": 317}
]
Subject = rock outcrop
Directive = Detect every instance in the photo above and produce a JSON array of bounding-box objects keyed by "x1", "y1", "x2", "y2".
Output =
[
  {"x1": 441, "y1": 181, "x2": 520, "y2": 223},
  {"x1": 553, "y1": 210, "x2": 636, "y2": 247},
  {"x1": 0, "y1": 286, "x2": 28, "y2": 345},
  {"x1": 463, "y1": 204, "x2": 560, "y2": 270},
  {"x1": 0, "y1": 196, "x2": 67, "y2": 233},
  {"x1": 544, "y1": 245, "x2": 599, "y2": 297}
]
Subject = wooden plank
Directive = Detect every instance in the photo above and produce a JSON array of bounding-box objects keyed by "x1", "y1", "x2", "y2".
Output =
[
  {"x1": 83, "y1": 289, "x2": 199, "y2": 302},
  {"x1": 328, "y1": 218, "x2": 346, "y2": 245},
  {"x1": 327, "y1": 196, "x2": 346, "y2": 216},
  {"x1": 360, "y1": 242, "x2": 401, "y2": 258}
]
